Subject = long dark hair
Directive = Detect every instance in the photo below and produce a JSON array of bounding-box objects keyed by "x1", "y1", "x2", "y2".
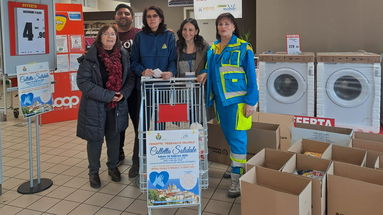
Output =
[
  {"x1": 176, "y1": 18, "x2": 207, "y2": 53},
  {"x1": 215, "y1": 13, "x2": 240, "y2": 40},
  {"x1": 94, "y1": 24, "x2": 121, "y2": 50},
  {"x1": 142, "y1": 6, "x2": 167, "y2": 34}
]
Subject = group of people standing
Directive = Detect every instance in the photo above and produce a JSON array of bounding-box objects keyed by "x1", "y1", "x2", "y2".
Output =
[{"x1": 76, "y1": 4, "x2": 258, "y2": 198}]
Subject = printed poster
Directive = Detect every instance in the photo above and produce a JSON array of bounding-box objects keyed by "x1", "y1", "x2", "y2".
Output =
[
  {"x1": 16, "y1": 62, "x2": 53, "y2": 118},
  {"x1": 56, "y1": 35, "x2": 68, "y2": 53},
  {"x1": 194, "y1": 0, "x2": 242, "y2": 20},
  {"x1": 147, "y1": 129, "x2": 200, "y2": 207}
]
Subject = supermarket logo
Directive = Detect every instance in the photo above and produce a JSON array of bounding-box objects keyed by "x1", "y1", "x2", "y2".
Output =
[{"x1": 53, "y1": 96, "x2": 80, "y2": 108}]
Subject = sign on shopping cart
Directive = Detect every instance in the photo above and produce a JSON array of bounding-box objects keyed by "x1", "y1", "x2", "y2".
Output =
[{"x1": 146, "y1": 129, "x2": 200, "y2": 208}]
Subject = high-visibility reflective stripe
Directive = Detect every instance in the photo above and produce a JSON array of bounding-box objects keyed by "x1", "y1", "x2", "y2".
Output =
[
  {"x1": 230, "y1": 152, "x2": 246, "y2": 167},
  {"x1": 219, "y1": 66, "x2": 247, "y2": 99}
]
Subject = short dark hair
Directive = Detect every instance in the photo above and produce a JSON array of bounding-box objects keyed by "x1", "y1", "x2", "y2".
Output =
[
  {"x1": 95, "y1": 24, "x2": 121, "y2": 50},
  {"x1": 176, "y1": 18, "x2": 207, "y2": 53},
  {"x1": 215, "y1": 13, "x2": 240, "y2": 40},
  {"x1": 115, "y1": 3, "x2": 134, "y2": 16},
  {"x1": 142, "y1": 6, "x2": 167, "y2": 34}
]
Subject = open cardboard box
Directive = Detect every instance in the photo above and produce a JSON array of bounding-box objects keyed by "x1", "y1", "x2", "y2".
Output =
[
  {"x1": 330, "y1": 145, "x2": 367, "y2": 166},
  {"x1": 292, "y1": 123, "x2": 353, "y2": 146},
  {"x1": 253, "y1": 112, "x2": 294, "y2": 151},
  {"x1": 352, "y1": 132, "x2": 383, "y2": 168},
  {"x1": 241, "y1": 166, "x2": 312, "y2": 215},
  {"x1": 246, "y1": 148, "x2": 295, "y2": 171},
  {"x1": 208, "y1": 121, "x2": 279, "y2": 165},
  {"x1": 282, "y1": 154, "x2": 331, "y2": 215},
  {"x1": 288, "y1": 139, "x2": 331, "y2": 159},
  {"x1": 328, "y1": 161, "x2": 383, "y2": 215}
]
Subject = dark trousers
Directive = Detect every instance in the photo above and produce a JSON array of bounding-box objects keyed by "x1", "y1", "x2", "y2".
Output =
[
  {"x1": 87, "y1": 108, "x2": 120, "y2": 175},
  {"x1": 120, "y1": 87, "x2": 140, "y2": 165}
]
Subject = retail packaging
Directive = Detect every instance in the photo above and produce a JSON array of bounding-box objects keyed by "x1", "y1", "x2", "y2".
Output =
[
  {"x1": 327, "y1": 161, "x2": 383, "y2": 215},
  {"x1": 253, "y1": 112, "x2": 294, "y2": 151},
  {"x1": 207, "y1": 121, "x2": 280, "y2": 165},
  {"x1": 329, "y1": 145, "x2": 367, "y2": 166},
  {"x1": 288, "y1": 139, "x2": 331, "y2": 159},
  {"x1": 241, "y1": 166, "x2": 312, "y2": 215},
  {"x1": 282, "y1": 154, "x2": 331, "y2": 215},
  {"x1": 352, "y1": 132, "x2": 383, "y2": 168},
  {"x1": 291, "y1": 123, "x2": 353, "y2": 146},
  {"x1": 246, "y1": 148, "x2": 295, "y2": 171}
]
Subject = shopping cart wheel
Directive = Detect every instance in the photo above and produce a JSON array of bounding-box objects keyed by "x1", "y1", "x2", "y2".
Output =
[{"x1": 13, "y1": 108, "x2": 19, "y2": 119}]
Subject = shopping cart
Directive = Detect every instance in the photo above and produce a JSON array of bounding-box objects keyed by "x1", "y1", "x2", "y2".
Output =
[{"x1": 138, "y1": 77, "x2": 209, "y2": 192}]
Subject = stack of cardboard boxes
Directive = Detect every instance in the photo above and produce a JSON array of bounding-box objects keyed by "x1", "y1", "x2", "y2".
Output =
[{"x1": 207, "y1": 112, "x2": 383, "y2": 215}]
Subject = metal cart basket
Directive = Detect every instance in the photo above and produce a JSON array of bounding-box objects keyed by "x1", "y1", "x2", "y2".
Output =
[{"x1": 138, "y1": 77, "x2": 209, "y2": 192}]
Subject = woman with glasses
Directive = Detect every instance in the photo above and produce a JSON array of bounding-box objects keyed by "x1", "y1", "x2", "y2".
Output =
[
  {"x1": 76, "y1": 24, "x2": 135, "y2": 188},
  {"x1": 130, "y1": 6, "x2": 177, "y2": 177},
  {"x1": 131, "y1": 5, "x2": 177, "y2": 79}
]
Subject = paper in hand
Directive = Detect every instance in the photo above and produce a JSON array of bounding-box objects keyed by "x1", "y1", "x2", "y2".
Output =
[{"x1": 153, "y1": 68, "x2": 163, "y2": 78}]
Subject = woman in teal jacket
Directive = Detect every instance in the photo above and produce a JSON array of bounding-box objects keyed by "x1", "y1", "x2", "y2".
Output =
[{"x1": 198, "y1": 13, "x2": 259, "y2": 198}]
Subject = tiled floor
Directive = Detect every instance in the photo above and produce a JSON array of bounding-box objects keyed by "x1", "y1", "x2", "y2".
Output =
[{"x1": 0, "y1": 118, "x2": 241, "y2": 215}]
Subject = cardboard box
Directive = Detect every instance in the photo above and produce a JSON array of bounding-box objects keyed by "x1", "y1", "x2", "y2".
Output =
[
  {"x1": 352, "y1": 132, "x2": 383, "y2": 168},
  {"x1": 291, "y1": 123, "x2": 353, "y2": 146},
  {"x1": 288, "y1": 139, "x2": 331, "y2": 159},
  {"x1": 241, "y1": 166, "x2": 312, "y2": 215},
  {"x1": 329, "y1": 145, "x2": 367, "y2": 166},
  {"x1": 253, "y1": 112, "x2": 294, "y2": 151},
  {"x1": 375, "y1": 155, "x2": 383, "y2": 170},
  {"x1": 208, "y1": 121, "x2": 280, "y2": 165},
  {"x1": 282, "y1": 154, "x2": 331, "y2": 215},
  {"x1": 328, "y1": 161, "x2": 383, "y2": 215},
  {"x1": 246, "y1": 148, "x2": 295, "y2": 171}
]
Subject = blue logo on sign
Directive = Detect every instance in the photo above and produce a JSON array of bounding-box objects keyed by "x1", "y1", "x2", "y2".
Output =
[{"x1": 224, "y1": 4, "x2": 236, "y2": 11}]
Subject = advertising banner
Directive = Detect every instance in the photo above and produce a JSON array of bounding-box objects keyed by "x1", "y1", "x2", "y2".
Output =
[
  {"x1": 41, "y1": 3, "x2": 83, "y2": 124},
  {"x1": 16, "y1": 62, "x2": 53, "y2": 118},
  {"x1": 194, "y1": 0, "x2": 242, "y2": 20},
  {"x1": 147, "y1": 129, "x2": 200, "y2": 207}
]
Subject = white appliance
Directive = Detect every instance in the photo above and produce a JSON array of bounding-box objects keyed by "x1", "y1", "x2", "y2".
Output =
[
  {"x1": 258, "y1": 53, "x2": 315, "y2": 116},
  {"x1": 317, "y1": 52, "x2": 381, "y2": 133}
]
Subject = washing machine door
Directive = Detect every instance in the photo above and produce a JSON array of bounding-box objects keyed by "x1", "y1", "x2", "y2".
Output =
[
  {"x1": 267, "y1": 67, "x2": 306, "y2": 104},
  {"x1": 326, "y1": 69, "x2": 370, "y2": 107}
]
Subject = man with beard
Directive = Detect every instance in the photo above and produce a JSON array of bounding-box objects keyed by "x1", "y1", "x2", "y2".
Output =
[{"x1": 114, "y1": 4, "x2": 141, "y2": 178}]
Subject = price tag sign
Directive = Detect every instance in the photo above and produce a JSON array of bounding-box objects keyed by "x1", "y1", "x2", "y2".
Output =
[
  {"x1": 16, "y1": 8, "x2": 46, "y2": 55},
  {"x1": 286, "y1": 34, "x2": 301, "y2": 54},
  {"x1": 8, "y1": 2, "x2": 49, "y2": 56}
]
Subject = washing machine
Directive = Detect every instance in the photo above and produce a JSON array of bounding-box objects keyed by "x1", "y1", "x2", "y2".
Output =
[
  {"x1": 317, "y1": 52, "x2": 381, "y2": 133},
  {"x1": 258, "y1": 53, "x2": 315, "y2": 116}
]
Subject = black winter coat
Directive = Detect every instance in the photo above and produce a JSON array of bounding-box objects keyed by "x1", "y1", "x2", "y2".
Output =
[{"x1": 76, "y1": 45, "x2": 135, "y2": 142}]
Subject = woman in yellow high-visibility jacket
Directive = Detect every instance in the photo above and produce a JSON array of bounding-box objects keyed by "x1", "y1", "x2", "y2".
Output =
[{"x1": 198, "y1": 13, "x2": 259, "y2": 198}]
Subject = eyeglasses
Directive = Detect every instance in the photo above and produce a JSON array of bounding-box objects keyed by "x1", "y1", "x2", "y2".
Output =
[
  {"x1": 116, "y1": 12, "x2": 131, "y2": 16},
  {"x1": 102, "y1": 33, "x2": 116, "y2": 37},
  {"x1": 146, "y1": 14, "x2": 159, "y2": 19}
]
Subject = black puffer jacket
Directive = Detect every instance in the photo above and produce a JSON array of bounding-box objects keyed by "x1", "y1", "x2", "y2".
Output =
[{"x1": 76, "y1": 45, "x2": 134, "y2": 142}]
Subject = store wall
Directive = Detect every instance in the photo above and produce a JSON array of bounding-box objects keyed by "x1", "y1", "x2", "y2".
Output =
[
  {"x1": 257, "y1": 0, "x2": 383, "y2": 54},
  {"x1": 129, "y1": 0, "x2": 256, "y2": 45}
]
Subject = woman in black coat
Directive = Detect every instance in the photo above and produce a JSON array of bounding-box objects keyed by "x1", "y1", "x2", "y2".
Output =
[{"x1": 76, "y1": 24, "x2": 135, "y2": 188}]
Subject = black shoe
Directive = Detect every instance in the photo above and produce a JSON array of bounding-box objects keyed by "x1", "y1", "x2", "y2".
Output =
[
  {"x1": 108, "y1": 167, "x2": 121, "y2": 182},
  {"x1": 89, "y1": 174, "x2": 101, "y2": 188},
  {"x1": 223, "y1": 170, "x2": 231, "y2": 179},
  {"x1": 128, "y1": 163, "x2": 139, "y2": 178}
]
